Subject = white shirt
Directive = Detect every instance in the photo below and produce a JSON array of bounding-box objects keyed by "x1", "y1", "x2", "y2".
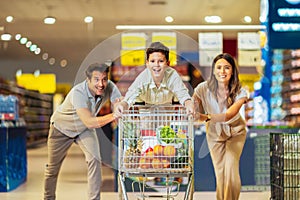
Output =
[{"x1": 124, "y1": 67, "x2": 191, "y2": 106}]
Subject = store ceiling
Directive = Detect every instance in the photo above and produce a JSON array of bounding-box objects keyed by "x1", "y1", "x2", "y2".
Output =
[{"x1": 0, "y1": 0, "x2": 260, "y2": 82}]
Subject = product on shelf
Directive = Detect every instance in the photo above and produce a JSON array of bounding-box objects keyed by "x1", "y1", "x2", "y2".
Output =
[
  {"x1": 273, "y1": 49, "x2": 300, "y2": 126},
  {"x1": 0, "y1": 94, "x2": 19, "y2": 120},
  {"x1": 0, "y1": 82, "x2": 53, "y2": 146}
]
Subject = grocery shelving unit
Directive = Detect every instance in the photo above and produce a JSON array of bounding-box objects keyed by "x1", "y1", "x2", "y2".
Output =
[
  {"x1": 0, "y1": 82, "x2": 53, "y2": 147},
  {"x1": 270, "y1": 49, "x2": 300, "y2": 127}
]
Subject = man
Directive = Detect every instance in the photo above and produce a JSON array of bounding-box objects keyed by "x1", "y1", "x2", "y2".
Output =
[
  {"x1": 43, "y1": 63, "x2": 121, "y2": 200},
  {"x1": 114, "y1": 41, "x2": 194, "y2": 115}
]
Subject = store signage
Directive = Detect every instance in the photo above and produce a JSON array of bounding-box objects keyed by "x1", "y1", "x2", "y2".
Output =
[
  {"x1": 198, "y1": 49, "x2": 222, "y2": 67},
  {"x1": 152, "y1": 32, "x2": 177, "y2": 66},
  {"x1": 285, "y1": 0, "x2": 300, "y2": 5},
  {"x1": 120, "y1": 49, "x2": 145, "y2": 66},
  {"x1": 238, "y1": 32, "x2": 261, "y2": 50},
  {"x1": 121, "y1": 33, "x2": 146, "y2": 66},
  {"x1": 168, "y1": 50, "x2": 178, "y2": 66},
  {"x1": 198, "y1": 32, "x2": 223, "y2": 66},
  {"x1": 237, "y1": 32, "x2": 261, "y2": 67},
  {"x1": 268, "y1": 0, "x2": 300, "y2": 49},
  {"x1": 198, "y1": 32, "x2": 223, "y2": 50},
  {"x1": 152, "y1": 32, "x2": 177, "y2": 49},
  {"x1": 16, "y1": 73, "x2": 56, "y2": 94},
  {"x1": 121, "y1": 33, "x2": 146, "y2": 50},
  {"x1": 239, "y1": 74, "x2": 261, "y2": 92},
  {"x1": 238, "y1": 50, "x2": 262, "y2": 67}
]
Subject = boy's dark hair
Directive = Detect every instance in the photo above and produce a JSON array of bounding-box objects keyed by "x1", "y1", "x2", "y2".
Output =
[
  {"x1": 146, "y1": 42, "x2": 169, "y2": 61},
  {"x1": 85, "y1": 63, "x2": 109, "y2": 79}
]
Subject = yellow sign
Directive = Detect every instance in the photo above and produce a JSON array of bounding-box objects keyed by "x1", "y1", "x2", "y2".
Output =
[
  {"x1": 120, "y1": 50, "x2": 145, "y2": 66},
  {"x1": 16, "y1": 73, "x2": 56, "y2": 94},
  {"x1": 169, "y1": 50, "x2": 177, "y2": 66},
  {"x1": 239, "y1": 74, "x2": 261, "y2": 92},
  {"x1": 152, "y1": 32, "x2": 177, "y2": 49},
  {"x1": 56, "y1": 83, "x2": 72, "y2": 96},
  {"x1": 121, "y1": 33, "x2": 147, "y2": 49}
]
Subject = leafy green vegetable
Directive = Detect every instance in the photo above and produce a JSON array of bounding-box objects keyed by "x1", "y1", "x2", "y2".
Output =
[{"x1": 159, "y1": 125, "x2": 177, "y2": 144}]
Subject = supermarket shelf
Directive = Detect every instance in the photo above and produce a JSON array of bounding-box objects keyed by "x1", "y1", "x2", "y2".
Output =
[{"x1": 0, "y1": 82, "x2": 53, "y2": 147}]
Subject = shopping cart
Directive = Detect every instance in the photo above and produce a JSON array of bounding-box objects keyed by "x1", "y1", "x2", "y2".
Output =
[
  {"x1": 270, "y1": 132, "x2": 300, "y2": 200},
  {"x1": 118, "y1": 105, "x2": 194, "y2": 200}
]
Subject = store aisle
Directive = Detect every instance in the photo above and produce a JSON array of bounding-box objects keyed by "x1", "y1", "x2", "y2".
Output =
[{"x1": 0, "y1": 144, "x2": 271, "y2": 200}]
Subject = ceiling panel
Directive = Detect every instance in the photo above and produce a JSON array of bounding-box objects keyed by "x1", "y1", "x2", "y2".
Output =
[{"x1": 0, "y1": 0, "x2": 261, "y2": 82}]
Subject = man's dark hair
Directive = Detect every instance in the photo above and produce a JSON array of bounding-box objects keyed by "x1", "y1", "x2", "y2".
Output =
[
  {"x1": 146, "y1": 42, "x2": 169, "y2": 61},
  {"x1": 85, "y1": 63, "x2": 109, "y2": 79}
]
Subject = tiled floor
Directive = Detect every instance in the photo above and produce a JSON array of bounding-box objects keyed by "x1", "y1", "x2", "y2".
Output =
[{"x1": 0, "y1": 144, "x2": 271, "y2": 200}]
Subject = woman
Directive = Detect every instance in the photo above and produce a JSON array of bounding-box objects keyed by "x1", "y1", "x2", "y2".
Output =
[{"x1": 193, "y1": 53, "x2": 248, "y2": 200}]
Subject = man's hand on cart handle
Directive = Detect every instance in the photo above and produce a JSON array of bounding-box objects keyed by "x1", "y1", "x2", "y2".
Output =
[{"x1": 114, "y1": 101, "x2": 129, "y2": 118}]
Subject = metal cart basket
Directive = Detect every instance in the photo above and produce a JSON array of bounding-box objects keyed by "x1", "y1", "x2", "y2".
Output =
[
  {"x1": 270, "y1": 132, "x2": 300, "y2": 200},
  {"x1": 118, "y1": 105, "x2": 194, "y2": 200}
]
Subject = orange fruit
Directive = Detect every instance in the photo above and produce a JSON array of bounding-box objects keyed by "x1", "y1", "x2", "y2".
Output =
[
  {"x1": 151, "y1": 158, "x2": 163, "y2": 168},
  {"x1": 146, "y1": 150, "x2": 154, "y2": 158},
  {"x1": 153, "y1": 144, "x2": 164, "y2": 156},
  {"x1": 163, "y1": 145, "x2": 176, "y2": 157},
  {"x1": 161, "y1": 159, "x2": 170, "y2": 168},
  {"x1": 139, "y1": 157, "x2": 151, "y2": 169}
]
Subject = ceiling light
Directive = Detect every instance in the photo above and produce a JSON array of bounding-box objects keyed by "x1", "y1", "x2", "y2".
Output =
[
  {"x1": 20, "y1": 37, "x2": 28, "y2": 44},
  {"x1": 205, "y1": 16, "x2": 222, "y2": 23},
  {"x1": 84, "y1": 16, "x2": 93, "y2": 23},
  {"x1": 34, "y1": 70, "x2": 40, "y2": 77},
  {"x1": 49, "y1": 58, "x2": 55, "y2": 65},
  {"x1": 30, "y1": 44, "x2": 38, "y2": 52},
  {"x1": 16, "y1": 69, "x2": 22, "y2": 77},
  {"x1": 26, "y1": 41, "x2": 32, "y2": 48},
  {"x1": 6, "y1": 16, "x2": 14, "y2": 23},
  {"x1": 34, "y1": 48, "x2": 41, "y2": 55},
  {"x1": 165, "y1": 16, "x2": 174, "y2": 23},
  {"x1": 116, "y1": 25, "x2": 266, "y2": 30},
  {"x1": 1, "y1": 33, "x2": 12, "y2": 41},
  {"x1": 243, "y1": 16, "x2": 252, "y2": 23},
  {"x1": 15, "y1": 34, "x2": 22, "y2": 40},
  {"x1": 149, "y1": 1, "x2": 166, "y2": 5},
  {"x1": 42, "y1": 53, "x2": 49, "y2": 60},
  {"x1": 60, "y1": 59, "x2": 68, "y2": 67},
  {"x1": 44, "y1": 16, "x2": 56, "y2": 24}
]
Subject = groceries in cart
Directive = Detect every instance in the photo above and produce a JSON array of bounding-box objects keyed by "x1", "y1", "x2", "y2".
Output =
[
  {"x1": 118, "y1": 105, "x2": 194, "y2": 200},
  {"x1": 122, "y1": 121, "x2": 190, "y2": 170}
]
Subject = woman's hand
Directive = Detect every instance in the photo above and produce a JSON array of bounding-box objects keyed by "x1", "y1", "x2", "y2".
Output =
[
  {"x1": 195, "y1": 113, "x2": 209, "y2": 122},
  {"x1": 184, "y1": 99, "x2": 195, "y2": 116}
]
